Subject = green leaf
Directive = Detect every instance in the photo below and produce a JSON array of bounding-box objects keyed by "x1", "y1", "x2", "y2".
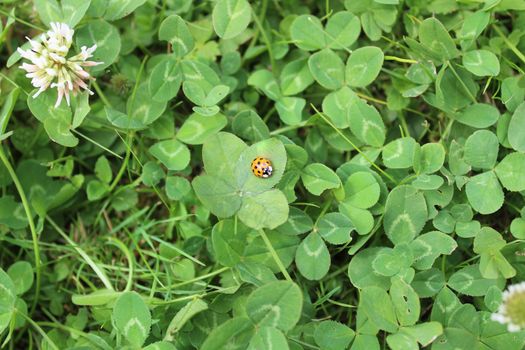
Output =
[
  {"x1": 314, "y1": 320, "x2": 355, "y2": 350},
  {"x1": 203, "y1": 132, "x2": 247, "y2": 183},
  {"x1": 348, "y1": 99, "x2": 386, "y2": 147},
  {"x1": 343, "y1": 171, "x2": 380, "y2": 209},
  {"x1": 27, "y1": 89, "x2": 78, "y2": 146},
  {"x1": 390, "y1": 276, "x2": 420, "y2": 326},
  {"x1": 72, "y1": 92, "x2": 90, "y2": 128},
  {"x1": 7, "y1": 261, "x2": 33, "y2": 296},
  {"x1": 511, "y1": 217, "x2": 525, "y2": 239},
  {"x1": 148, "y1": 57, "x2": 182, "y2": 102},
  {"x1": 372, "y1": 247, "x2": 412, "y2": 277},
  {"x1": 325, "y1": 11, "x2": 361, "y2": 50},
  {"x1": 384, "y1": 185, "x2": 428, "y2": 244},
  {"x1": 463, "y1": 130, "x2": 499, "y2": 169},
  {"x1": 410, "y1": 231, "x2": 457, "y2": 270},
  {"x1": 237, "y1": 189, "x2": 289, "y2": 230},
  {"x1": 112, "y1": 291, "x2": 151, "y2": 347},
  {"x1": 95, "y1": 156, "x2": 112, "y2": 184},
  {"x1": 456, "y1": 103, "x2": 500, "y2": 128},
  {"x1": 460, "y1": 11, "x2": 490, "y2": 50},
  {"x1": 164, "y1": 299, "x2": 208, "y2": 341},
  {"x1": 0, "y1": 88, "x2": 20, "y2": 136},
  {"x1": 448, "y1": 265, "x2": 504, "y2": 296},
  {"x1": 143, "y1": 342, "x2": 177, "y2": 350},
  {"x1": 474, "y1": 227, "x2": 516, "y2": 279},
  {"x1": 348, "y1": 248, "x2": 391, "y2": 290},
  {"x1": 0, "y1": 268, "x2": 16, "y2": 334},
  {"x1": 275, "y1": 97, "x2": 306, "y2": 126},
  {"x1": 301, "y1": 163, "x2": 341, "y2": 196},
  {"x1": 413, "y1": 143, "x2": 445, "y2": 174},
  {"x1": 212, "y1": 219, "x2": 250, "y2": 267},
  {"x1": 466, "y1": 171, "x2": 504, "y2": 214},
  {"x1": 345, "y1": 46, "x2": 384, "y2": 87},
  {"x1": 508, "y1": 102, "x2": 525, "y2": 152},
  {"x1": 360, "y1": 287, "x2": 398, "y2": 332},
  {"x1": 495, "y1": 152, "x2": 525, "y2": 191},
  {"x1": 274, "y1": 207, "x2": 313, "y2": 236},
  {"x1": 245, "y1": 281, "x2": 302, "y2": 331},
  {"x1": 232, "y1": 110, "x2": 271, "y2": 142},
  {"x1": 126, "y1": 85, "x2": 167, "y2": 127},
  {"x1": 142, "y1": 161, "x2": 164, "y2": 187},
  {"x1": 181, "y1": 59, "x2": 221, "y2": 94},
  {"x1": 149, "y1": 139, "x2": 190, "y2": 171},
  {"x1": 248, "y1": 69, "x2": 281, "y2": 100},
  {"x1": 87, "y1": 180, "x2": 107, "y2": 201},
  {"x1": 177, "y1": 112, "x2": 227, "y2": 145},
  {"x1": 112, "y1": 188, "x2": 138, "y2": 212},
  {"x1": 280, "y1": 58, "x2": 314, "y2": 96},
  {"x1": 0, "y1": 196, "x2": 27, "y2": 229},
  {"x1": 201, "y1": 317, "x2": 254, "y2": 350},
  {"x1": 462, "y1": 49, "x2": 500, "y2": 77},
  {"x1": 484, "y1": 286, "x2": 502, "y2": 312},
  {"x1": 165, "y1": 176, "x2": 191, "y2": 201},
  {"x1": 104, "y1": 0, "x2": 147, "y2": 21},
  {"x1": 204, "y1": 85, "x2": 230, "y2": 107},
  {"x1": 44, "y1": 117, "x2": 78, "y2": 147},
  {"x1": 382, "y1": 137, "x2": 417, "y2": 169},
  {"x1": 238, "y1": 262, "x2": 278, "y2": 287},
  {"x1": 212, "y1": 0, "x2": 252, "y2": 39},
  {"x1": 322, "y1": 86, "x2": 358, "y2": 128},
  {"x1": 76, "y1": 19, "x2": 121, "y2": 73},
  {"x1": 192, "y1": 175, "x2": 241, "y2": 218},
  {"x1": 159, "y1": 15, "x2": 194, "y2": 57},
  {"x1": 412, "y1": 269, "x2": 446, "y2": 297},
  {"x1": 244, "y1": 231, "x2": 299, "y2": 273},
  {"x1": 34, "y1": 0, "x2": 62, "y2": 26},
  {"x1": 502, "y1": 76, "x2": 525, "y2": 112},
  {"x1": 295, "y1": 232, "x2": 330, "y2": 280},
  {"x1": 308, "y1": 49, "x2": 345, "y2": 90},
  {"x1": 290, "y1": 14, "x2": 326, "y2": 51},
  {"x1": 339, "y1": 202, "x2": 374, "y2": 235},
  {"x1": 248, "y1": 327, "x2": 289, "y2": 350},
  {"x1": 105, "y1": 107, "x2": 142, "y2": 130},
  {"x1": 418, "y1": 18, "x2": 459, "y2": 62},
  {"x1": 72, "y1": 289, "x2": 121, "y2": 306},
  {"x1": 61, "y1": 0, "x2": 91, "y2": 27},
  {"x1": 317, "y1": 212, "x2": 354, "y2": 245}
]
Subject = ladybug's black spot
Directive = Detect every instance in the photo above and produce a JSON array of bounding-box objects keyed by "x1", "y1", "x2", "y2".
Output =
[{"x1": 257, "y1": 161, "x2": 260, "y2": 165}]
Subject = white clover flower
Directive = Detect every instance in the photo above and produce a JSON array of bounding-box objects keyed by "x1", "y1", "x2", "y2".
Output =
[
  {"x1": 491, "y1": 281, "x2": 525, "y2": 332},
  {"x1": 17, "y1": 22, "x2": 103, "y2": 108}
]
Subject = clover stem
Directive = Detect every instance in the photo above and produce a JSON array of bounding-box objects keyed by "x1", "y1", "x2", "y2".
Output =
[
  {"x1": 0, "y1": 8, "x2": 46, "y2": 31},
  {"x1": 259, "y1": 229, "x2": 293, "y2": 282},
  {"x1": 493, "y1": 25, "x2": 525, "y2": 66},
  {"x1": 92, "y1": 80, "x2": 113, "y2": 109},
  {"x1": 384, "y1": 55, "x2": 418, "y2": 64},
  {"x1": 311, "y1": 104, "x2": 398, "y2": 185},
  {"x1": 446, "y1": 61, "x2": 477, "y2": 103},
  {"x1": 0, "y1": 146, "x2": 41, "y2": 315},
  {"x1": 251, "y1": 9, "x2": 276, "y2": 73},
  {"x1": 14, "y1": 310, "x2": 59, "y2": 350}
]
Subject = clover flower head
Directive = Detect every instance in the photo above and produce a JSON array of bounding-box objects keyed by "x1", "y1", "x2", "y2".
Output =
[
  {"x1": 491, "y1": 282, "x2": 525, "y2": 332},
  {"x1": 17, "y1": 22, "x2": 103, "y2": 108}
]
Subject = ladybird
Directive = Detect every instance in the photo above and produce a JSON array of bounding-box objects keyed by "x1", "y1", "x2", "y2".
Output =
[{"x1": 251, "y1": 157, "x2": 273, "y2": 178}]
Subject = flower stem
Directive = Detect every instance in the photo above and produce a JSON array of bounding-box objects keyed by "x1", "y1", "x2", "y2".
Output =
[
  {"x1": 0, "y1": 8, "x2": 46, "y2": 31},
  {"x1": 0, "y1": 145, "x2": 41, "y2": 315}
]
